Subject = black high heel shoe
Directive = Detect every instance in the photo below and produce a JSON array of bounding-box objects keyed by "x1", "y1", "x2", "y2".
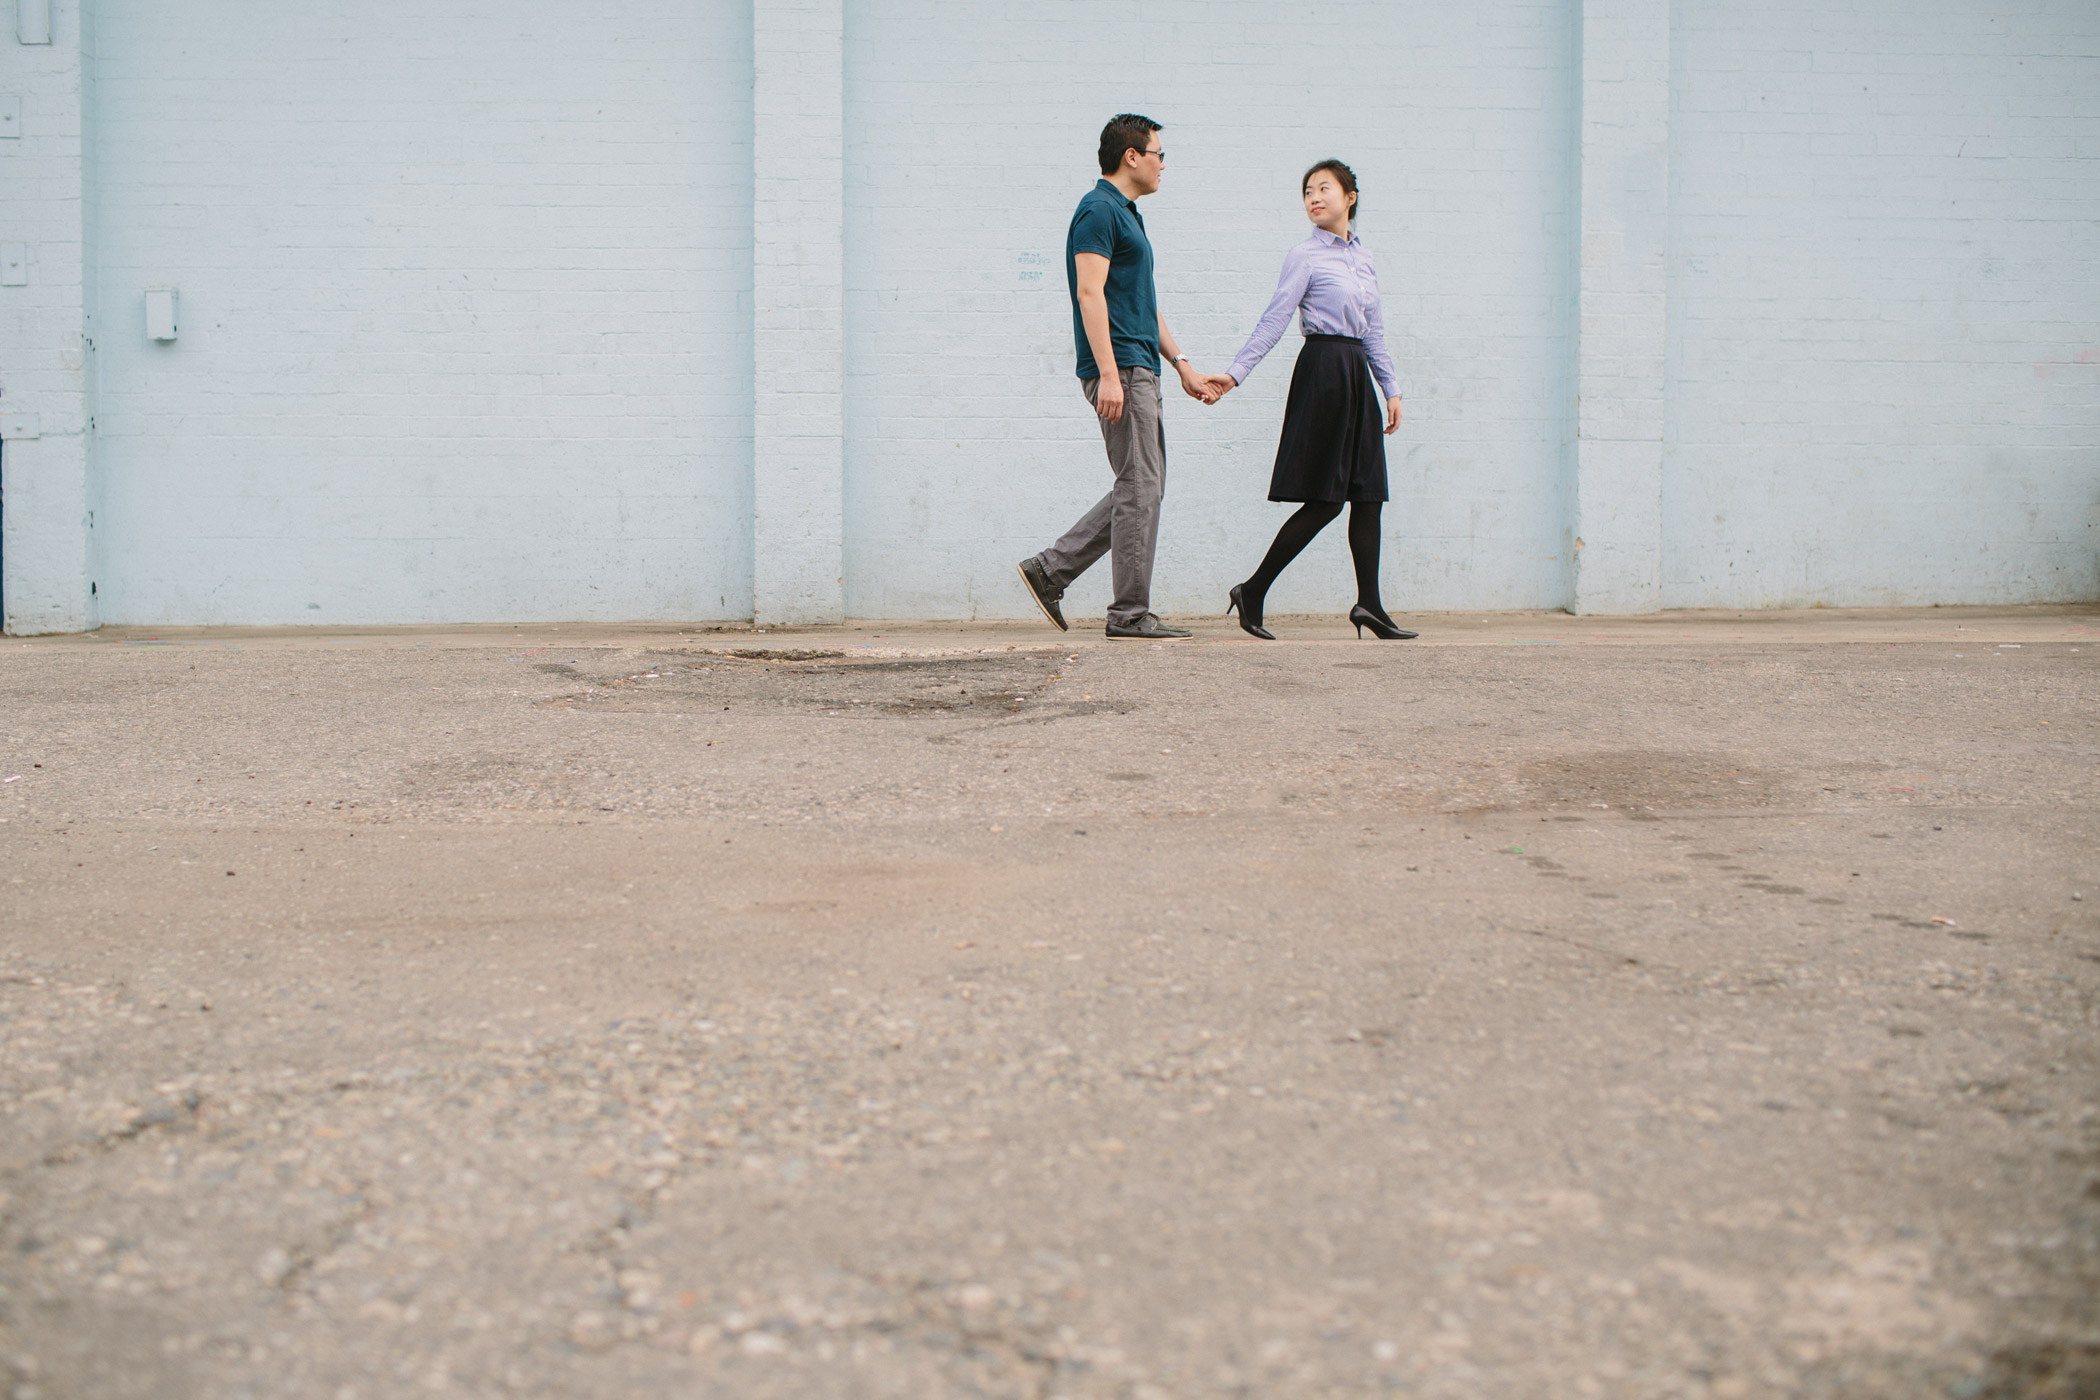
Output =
[
  {"x1": 1227, "y1": 584, "x2": 1275, "y2": 640},
  {"x1": 1350, "y1": 604, "x2": 1418, "y2": 640}
]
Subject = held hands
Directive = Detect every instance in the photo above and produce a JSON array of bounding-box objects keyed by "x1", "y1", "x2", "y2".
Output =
[
  {"x1": 1171, "y1": 368, "x2": 1392, "y2": 431},
  {"x1": 1176, "y1": 361, "x2": 1222, "y2": 405},
  {"x1": 1094, "y1": 363, "x2": 1228, "y2": 420}
]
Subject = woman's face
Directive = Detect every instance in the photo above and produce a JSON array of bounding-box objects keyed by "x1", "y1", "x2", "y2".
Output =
[{"x1": 1303, "y1": 171, "x2": 1355, "y2": 232}]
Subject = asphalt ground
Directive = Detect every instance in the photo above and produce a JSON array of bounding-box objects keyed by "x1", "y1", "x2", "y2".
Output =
[{"x1": 1, "y1": 605, "x2": 2096, "y2": 1400}]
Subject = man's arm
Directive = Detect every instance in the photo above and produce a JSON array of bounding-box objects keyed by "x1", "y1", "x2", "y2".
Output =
[
  {"x1": 1072, "y1": 253, "x2": 1126, "y2": 423},
  {"x1": 1157, "y1": 314, "x2": 1218, "y2": 403}
]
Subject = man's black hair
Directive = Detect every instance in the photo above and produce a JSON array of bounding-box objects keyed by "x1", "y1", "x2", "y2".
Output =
[{"x1": 1097, "y1": 113, "x2": 1162, "y2": 176}]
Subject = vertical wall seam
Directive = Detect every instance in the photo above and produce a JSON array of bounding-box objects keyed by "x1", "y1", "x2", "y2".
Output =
[
  {"x1": 0, "y1": 0, "x2": 94, "y2": 634},
  {"x1": 750, "y1": 0, "x2": 846, "y2": 626},
  {"x1": 1570, "y1": 0, "x2": 1671, "y2": 615}
]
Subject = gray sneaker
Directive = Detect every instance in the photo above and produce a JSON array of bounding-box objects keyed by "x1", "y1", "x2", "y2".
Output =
[
  {"x1": 1016, "y1": 558, "x2": 1068, "y2": 632},
  {"x1": 1105, "y1": 613, "x2": 1192, "y2": 639}
]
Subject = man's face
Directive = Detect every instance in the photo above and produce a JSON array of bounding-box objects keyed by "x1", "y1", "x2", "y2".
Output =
[{"x1": 1125, "y1": 133, "x2": 1164, "y2": 195}]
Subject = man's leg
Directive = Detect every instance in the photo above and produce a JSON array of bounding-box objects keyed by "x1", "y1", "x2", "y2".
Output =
[
  {"x1": 1035, "y1": 493, "x2": 1114, "y2": 592},
  {"x1": 1105, "y1": 367, "x2": 1165, "y2": 628},
  {"x1": 1032, "y1": 376, "x2": 1119, "y2": 591}
]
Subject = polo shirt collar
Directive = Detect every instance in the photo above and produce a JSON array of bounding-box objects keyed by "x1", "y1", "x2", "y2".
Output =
[{"x1": 1095, "y1": 177, "x2": 1137, "y2": 210}]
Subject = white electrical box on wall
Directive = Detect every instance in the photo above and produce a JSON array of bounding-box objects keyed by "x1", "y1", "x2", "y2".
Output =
[{"x1": 144, "y1": 287, "x2": 178, "y2": 341}]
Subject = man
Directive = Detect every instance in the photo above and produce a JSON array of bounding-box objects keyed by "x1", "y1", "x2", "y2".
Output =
[{"x1": 1017, "y1": 113, "x2": 1217, "y2": 640}]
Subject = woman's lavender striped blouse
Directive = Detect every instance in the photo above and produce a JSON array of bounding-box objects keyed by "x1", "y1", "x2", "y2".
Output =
[{"x1": 1226, "y1": 228, "x2": 1399, "y2": 399}]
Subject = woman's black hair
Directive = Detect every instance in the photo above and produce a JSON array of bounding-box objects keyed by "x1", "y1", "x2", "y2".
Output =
[{"x1": 1302, "y1": 159, "x2": 1359, "y2": 223}]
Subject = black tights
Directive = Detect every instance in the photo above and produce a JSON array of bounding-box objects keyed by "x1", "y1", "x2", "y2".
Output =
[{"x1": 1243, "y1": 500, "x2": 1386, "y2": 613}]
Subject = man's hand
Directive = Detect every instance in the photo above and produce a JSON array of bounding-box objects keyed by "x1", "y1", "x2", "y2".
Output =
[
  {"x1": 1095, "y1": 374, "x2": 1126, "y2": 424},
  {"x1": 1384, "y1": 398, "x2": 1402, "y2": 435},
  {"x1": 1203, "y1": 373, "x2": 1237, "y2": 402},
  {"x1": 1176, "y1": 362, "x2": 1218, "y2": 404}
]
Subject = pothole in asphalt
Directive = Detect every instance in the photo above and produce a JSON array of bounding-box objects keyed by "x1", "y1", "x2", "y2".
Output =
[
  {"x1": 699, "y1": 647, "x2": 846, "y2": 662},
  {"x1": 1516, "y1": 751, "x2": 1793, "y2": 811},
  {"x1": 531, "y1": 650, "x2": 1129, "y2": 721}
]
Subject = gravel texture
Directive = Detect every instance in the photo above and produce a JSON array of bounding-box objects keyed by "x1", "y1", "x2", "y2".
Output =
[{"x1": 1, "y1": 607, "x2": 2095, "y2": 1400}]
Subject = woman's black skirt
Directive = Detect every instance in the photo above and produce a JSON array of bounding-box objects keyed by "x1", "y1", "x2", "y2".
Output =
[{"x1": 1267, "y1": 333, "x2": 1388, "y2": 503}]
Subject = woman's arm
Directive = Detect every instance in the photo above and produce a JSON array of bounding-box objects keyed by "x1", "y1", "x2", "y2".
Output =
[
  {"x1": 1360, "y1": 259, "x2": 1401, "y2": 400},
  {"x1": 1360, "y1": 258, "x2": 1403, "y2": 433},
  {"x1": 1221, "y1": 244, "x2": 1313, "y2": 389}
]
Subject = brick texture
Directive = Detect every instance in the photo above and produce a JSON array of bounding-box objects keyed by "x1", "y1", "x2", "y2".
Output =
[
  {"x1": 1663, "y1": 0, "x2": 2100, "y2": 606},
  {"x1": 81, "y1": 0, "x2": 753, "y2": 626},
  {"x1": 754, "y1": 0, "x2": 845, "y2": 624},
  {"x1": 0, "y1": 0, "x2": 93, "y2": 633},
  {"x1": 1572, "y1": 0, "x2": 1671, "y2": 614},
  {"x1": 841, "y1": 0, "x2": 1580, "y2": 622},
  {"x1": 6, "y1": 1, "x2": 2094, "y2": 629}
]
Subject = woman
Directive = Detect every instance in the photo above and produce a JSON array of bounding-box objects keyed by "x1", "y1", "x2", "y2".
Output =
[{"x1": 1207, "y1": 160, "x2": 1414, "y2": 640}]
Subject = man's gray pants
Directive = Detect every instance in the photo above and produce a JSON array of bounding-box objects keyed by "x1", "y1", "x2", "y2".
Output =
[{"x1": 1034, "y1": 365, "x2": 1166, "y2": 628}]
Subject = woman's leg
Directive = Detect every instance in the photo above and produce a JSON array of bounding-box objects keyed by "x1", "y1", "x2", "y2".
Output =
[
  {"x1": 1348, "y1": 501, "x2": 1389, "y2": 619},
  {"x1": 1242, "y1": 502, "x2": 1344, "y2": 612}
]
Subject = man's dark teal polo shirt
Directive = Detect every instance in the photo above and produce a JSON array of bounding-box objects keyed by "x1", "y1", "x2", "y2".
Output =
[{"x1": 1066, "y1": 178, "x2": 1159, "y2": 381}]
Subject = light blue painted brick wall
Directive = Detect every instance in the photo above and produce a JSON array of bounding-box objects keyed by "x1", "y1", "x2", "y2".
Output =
[
  {"x1": 6, "y1": 1, "x2": 2092, "y2": 630},
  {"x1": 85, "y1": 0, "x2": 755, "y2": 626},
  {"x1": 0, "y1": 0, "x2": 94, "y2": 634},
  {"x1": 841, "y1": 0, "x2": 1579, "y2": 623},
  {"x1": 753, "y1": 0, "x2": 846, "y2": 625},
  {"x1": 1663, "y1": 0, "x2": 2100, "y2": 607}
]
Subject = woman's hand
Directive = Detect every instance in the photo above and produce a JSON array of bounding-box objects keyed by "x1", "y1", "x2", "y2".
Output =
[
  {"x1": 1384, "y1": 397, "x2": 1402, "y2": 435},
  {"x1": 1203, "y1": 373, "x2": 1237, "y2": 402},
  {"x1": 1176, "y1": 361, "x2": 1217, "y2": 404}
]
